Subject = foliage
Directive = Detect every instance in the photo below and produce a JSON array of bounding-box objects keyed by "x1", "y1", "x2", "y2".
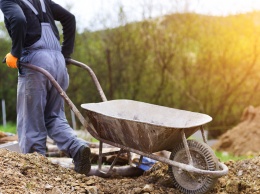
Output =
[
  {"x1": 1, "y1": 10, "x2": 260, "y2": 138},
  {"x1": 0, "y1": 22, "x2": 17, "y2": 123},
  {"x1": 68, "y1": 11, "x2": 260, "y2": 136}
]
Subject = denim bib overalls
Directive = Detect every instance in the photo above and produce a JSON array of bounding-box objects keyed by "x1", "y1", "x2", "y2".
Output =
[{"x1": 17, "y1": 0, "x2": 87, "y2": 157}]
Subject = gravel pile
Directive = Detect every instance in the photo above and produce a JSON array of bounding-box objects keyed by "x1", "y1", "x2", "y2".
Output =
[{"x1": 0, "y1": 149, "x2": 259, "y2": 193}]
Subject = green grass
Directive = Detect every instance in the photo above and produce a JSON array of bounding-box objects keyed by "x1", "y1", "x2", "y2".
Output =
[
  {"x1": 214, "y1": 151, "x2": 251, "y2": 162},
  {"x1": 0, "y1": 123, "x2": 17, "y2": 134}
]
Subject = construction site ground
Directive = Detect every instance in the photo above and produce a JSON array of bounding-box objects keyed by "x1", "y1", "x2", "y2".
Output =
[
  {"x1": 0, "y1": 148, "x2": 259, "y2": 194},
  {"x1": 0, "y1": 105, "x2": 260, "y2": 193}
]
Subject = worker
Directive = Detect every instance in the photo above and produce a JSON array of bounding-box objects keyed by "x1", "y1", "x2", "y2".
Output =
[{"x1": 0, "y1": 0, "x2": 91, "y2": 175}]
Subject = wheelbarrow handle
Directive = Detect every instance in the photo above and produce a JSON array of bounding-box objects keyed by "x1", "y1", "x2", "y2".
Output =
[
  {"x1": 65, "y1": 58, "x2": 107, "y2": 102},
  {"x1": 19, "y1": 62, "x2": 99, "y2": 138}
]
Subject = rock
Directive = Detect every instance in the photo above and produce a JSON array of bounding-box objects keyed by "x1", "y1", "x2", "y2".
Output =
[
  {"x1": 45, "y1": 184, "x2": 54, "y2": 190},
  {"x1": 142, "y1": 184, "x2": 154, "y2": 192},
  {"x1": 237, "y1": 170, "x2": 243, "y2": 176},
  {"x1": 226, "y1": 180, "x2": 239, "y2": 193},
  {"x1": 87, "y1": 186, "x2": 98, "y2": 194},
  {"x1": 49, "y1": 187, "x2": 63, "y2": 194}
]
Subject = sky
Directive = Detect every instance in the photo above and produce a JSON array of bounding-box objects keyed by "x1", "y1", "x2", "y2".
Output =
[
  {"x1": 1, "y1": 0, "x2": 260, "y2": 31},
  {"x1": 52, "y1": 0, "x2": 260, "y2": 31}
]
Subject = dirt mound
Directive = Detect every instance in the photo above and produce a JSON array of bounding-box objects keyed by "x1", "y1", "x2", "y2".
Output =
[
  {"x1": 144, "y1": 156, "x2": 260, "y2": 194},
  {"x1": 0, "y1": 149, "x2": 259, "y2": 193},
  {"x1": 213, "y1": 105, "x2": 260, "y2": 156},
  {"x1": 209, "y1": 156, "x2": 260, "y2": 194}
]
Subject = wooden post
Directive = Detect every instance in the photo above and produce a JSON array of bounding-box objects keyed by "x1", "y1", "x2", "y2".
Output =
[{"x1": 2, "y1": 99, "x2": 6, "y2": 127}]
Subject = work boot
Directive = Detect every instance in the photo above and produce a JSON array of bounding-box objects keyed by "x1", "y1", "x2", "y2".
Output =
[{"x1": 73, "y1": 145, "x2": 91, "y2": 175}]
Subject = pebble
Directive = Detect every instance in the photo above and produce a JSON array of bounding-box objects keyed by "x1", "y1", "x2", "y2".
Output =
[
  {"x1": 45, "y1": 184, "x2": 53, "y2": 190},
  {"x1": 237, "y1": 170, "x2": 243, "y2": 176},
  {"x1": 143, "y1": 184, "x2": 154, "y2": 192}
]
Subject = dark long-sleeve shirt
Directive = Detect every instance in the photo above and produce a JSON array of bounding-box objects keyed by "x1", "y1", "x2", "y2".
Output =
[{"x1": 0, "y1": 0, "x2": 75, "y2": 58}]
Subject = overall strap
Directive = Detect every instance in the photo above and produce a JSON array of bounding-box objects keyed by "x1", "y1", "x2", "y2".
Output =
[
  {"x1": 21, "y1": 0, "x2": 39, "y2": 15},
  {"x1": 21, "y1": 0, "x2": 47, "y2": 22},
  {"x1": 39, "y1": 0, "x2": 46, "y2": 13}
]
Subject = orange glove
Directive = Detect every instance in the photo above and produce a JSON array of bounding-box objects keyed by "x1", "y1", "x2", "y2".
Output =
[{"x1": 5, "y1": 53, "x2": 18, "y2": 68}]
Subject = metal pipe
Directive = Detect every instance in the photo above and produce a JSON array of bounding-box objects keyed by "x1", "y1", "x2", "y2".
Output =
[
  {"x1": 106, "y1": 149, "x2": 124, "y2": 174},
  {"x1": 91, "y1": 127, "x2": 229, "y2": 178}
]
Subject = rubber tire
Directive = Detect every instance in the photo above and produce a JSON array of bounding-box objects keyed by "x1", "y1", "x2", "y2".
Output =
[{"x1": 168, "y1": 140, "x2": 219, "y2": 194}]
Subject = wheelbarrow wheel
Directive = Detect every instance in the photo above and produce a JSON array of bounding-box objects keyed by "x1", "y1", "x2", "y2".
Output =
[{"x1": 168, "y1": 140, "x2": 219, "y2": 194}]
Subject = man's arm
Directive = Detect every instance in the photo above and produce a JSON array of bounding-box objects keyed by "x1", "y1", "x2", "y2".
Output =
[
  {"x1": 49, "y1": 1, "x2": 76, "y2": 58},
  {"x1": 0, "y1": 0, "x2": 26, "y2": 58}
]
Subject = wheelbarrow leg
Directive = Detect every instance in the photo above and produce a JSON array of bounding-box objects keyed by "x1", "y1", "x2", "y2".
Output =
[
  {"x1": 137, "y1": 155, "x2": 144, "y2": 167},
  {"x1": 127, "y1": 151, "x2": 133, "y2": 166},
  {"x1": 181, "y1": 129, "x2": 193, "y2": 166},
  {"x1": 200, "y1": 126, "x2": 208, "y2": 144},
  {"x1": 106, "y1": 149, "x2": 126, "y2": 174},
  {"x1": 98, "y1": 141, "x2": 129, "y2": 174},
  {"x1": 98, "y1": 141, "x2": 103, "y2": 170}
]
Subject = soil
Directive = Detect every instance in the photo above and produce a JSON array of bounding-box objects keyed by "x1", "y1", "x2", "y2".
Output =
[
  {"x1": 1, "y1": 105, "x2": 259, "y2": 193},
  {"x1": 0, "y1": 149, "x2": 259, "y2": 194},
  {"x1": 0, "y1": 131, "x2": 7, "y2": 139},
  {"x1": 213, "y1": 105, "x2": 260, "y2": 156}
]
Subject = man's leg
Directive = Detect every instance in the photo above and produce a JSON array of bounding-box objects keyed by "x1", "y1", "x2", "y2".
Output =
[
  {"x1": 17, "y1": 66, "x2": 48, "y2": 155},
  {"x1": 44, "y1": 52, "x2": 91, "y2": 174}
]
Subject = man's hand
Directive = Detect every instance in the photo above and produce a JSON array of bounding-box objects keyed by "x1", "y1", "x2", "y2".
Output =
[
  {"x1": 4, "y1": 53, "x2": 18, "y2": 68},
  {"x1": 65, "y1": 57, "x2": 71, "y2": 65}
]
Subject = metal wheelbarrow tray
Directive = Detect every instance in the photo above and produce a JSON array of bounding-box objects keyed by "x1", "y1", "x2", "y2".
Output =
[
  {"x1": 82, "y1": 99, "x2": 211, "y2": 153},
  {"x1": 21, "y1": 59, "x2": 228, "y2": 194}
]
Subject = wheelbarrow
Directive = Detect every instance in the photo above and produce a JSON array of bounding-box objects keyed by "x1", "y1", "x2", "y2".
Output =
[{"x1": 21, "y1": 59, "x2": 228, "y2": 194}]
